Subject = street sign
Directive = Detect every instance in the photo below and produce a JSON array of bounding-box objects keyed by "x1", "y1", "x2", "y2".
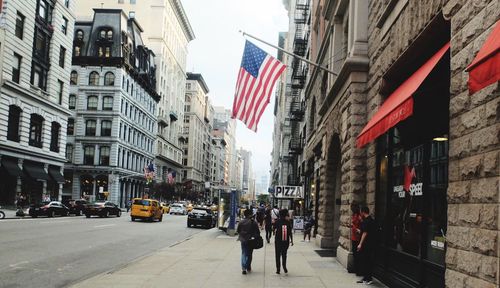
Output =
[{"x1": 274, "y1": 185, "x2": 303, "y2": 198}]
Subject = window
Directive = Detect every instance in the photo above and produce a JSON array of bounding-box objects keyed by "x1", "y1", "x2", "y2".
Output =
[
  {"x1": 12, "y1": 54, "x2": 22, "y2": 83},
  {"x1": 100, "y1": 30, "x2": 106, "y2": 39},
  {"x1": 70, "y1": 71, "x2": 78, "y2": 85},
  {"x1": 74, "y1": 46, "x2": 81, "y2": 57},
  {"x1": 31, "y1": 63, "x2": 47, "y2": 90},
  {"x1": 38, "y1": 0, "x2": 50, "y2": 22},
  {"x1": 50, "y1": 122, "x2": 60, "y2": 152},
  {"x1": 84, "y1": 146, "x2": 95, "y2": 165},
  {"x1": 98, "y1": 46, "x2": 111, "y2": 58},
  {"x1": 99, "y1": 146, "x2": 110, "y2": 165},
  {"x1": 67, "y1": 118, "x2": 74, "y2": 135},
  {"x1": 106, "y1": 30, "x2": 113, "y2": 40},
  {"x1": 34, "y1": 28, "x2": 50, "y2": 62},
  {"x1": 65, "y1": 144, "x2": 73, "y2": 161},
  {"x1": 85, "y1": 120, "x2": 96, "y2": 136},
  {"x1": 57, "y1": 80, "x2": 64, "y2": 105},
  {"x1": 76, "y1": 30, "x2": 84, "y2": 41},
  {"x1": 29, "y1": 114, "x2": 44, "y2": 148},
  {"x1": 61, "y1": 17, "x2": 68, "y2": 34},
  {"x1": 64, "y1": 0, "x2": 70, "y2": 8},
  {"x1": 89, "y1": 71, "x2": 99, "y2": 85},
  {"x1": 129, "y1": 11, "x2": 135, "y2": 18},
  {"x1": 15, "y1": 12, "x2": 25, "y2": 39},
  {"x1": 59, "y1": 46, "x2": 66, "y2": 67},
  {"x1": 130, "y1": 0, "x2": 136, "y2": 4},
  {"x1": 104, "y1": 72, "x2": 115, "y2": 86},
  {"x1": 102, "y1": 96, "x2": 113, "y2": 111},
  {"x1": 87, "y1": 95, "x2": 98, "y2": 110},
  {"x1": 7, "y1": 105, "x2": 21, "y2": 142},
  {"x1": 68, "y1": 94, "x2": 76, "y2": 109},
  {"x1": 101, "y1": 120, "x2": 112, "y2": 136}
]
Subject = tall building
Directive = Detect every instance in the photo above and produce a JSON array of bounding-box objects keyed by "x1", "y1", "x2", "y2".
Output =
[
  {"x1": 281, "y1": 0, "x2": 500, "y2": 287},
  {"x1": 0, "y1": 0, "x2": 75, "y2": 205},
  {"x1": 182, "y1": 73, "x2": 209, "y2": 197},
  {"x1": 75, "y1": 0, "x2": 195, "y2": 186},
  {"x1": 213, "y1": 107, "x2": 238, "y2": 188},
  {"x1": 238, "y1": 148, "x2": 253, "y2": 196},
  {"x1": 66, "y1": 9, "x2": 159, "y2": 206}
]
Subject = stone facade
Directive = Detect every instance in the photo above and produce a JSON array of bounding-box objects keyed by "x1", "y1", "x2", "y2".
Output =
[{"x1": 301, "y1": 0, "x2": 499, "y2": 287}]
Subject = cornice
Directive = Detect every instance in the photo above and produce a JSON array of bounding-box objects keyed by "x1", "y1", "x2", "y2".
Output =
[{"x1": 170, "y1": 0, "x2": 195, "y2": 42}]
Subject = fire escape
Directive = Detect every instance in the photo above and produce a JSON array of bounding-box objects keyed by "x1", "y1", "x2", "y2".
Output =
[{"x1": 286, "y1": 0, "x2": 309, "y2": 187}]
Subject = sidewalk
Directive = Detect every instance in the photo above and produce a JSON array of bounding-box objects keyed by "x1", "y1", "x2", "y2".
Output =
[{"x1": 71, "y1": 229, "x2": 386, "y2": 288}]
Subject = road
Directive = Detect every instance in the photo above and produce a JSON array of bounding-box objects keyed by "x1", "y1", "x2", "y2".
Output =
[{"x1": 0, "y1": 213, "x2": 205, "y2": 288}]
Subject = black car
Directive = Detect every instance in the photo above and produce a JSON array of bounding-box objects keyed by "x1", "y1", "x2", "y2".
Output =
[
  {"x1": 29, "y1": 201, "x2": 69, "y2": 218},
  {"x1": 84, "y1": 201, "x2": 122, "y2": 218},
  {"x1": 64, "y1": 199, "x2": 87, "y2": 216},
  {"x1": 187, "y1": 207, "x2": 216, "y2": 229}
]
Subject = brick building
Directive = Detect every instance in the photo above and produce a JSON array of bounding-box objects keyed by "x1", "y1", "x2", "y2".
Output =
[{"x1": 297, "y1": 0, "x2": 499, "y2": 287}]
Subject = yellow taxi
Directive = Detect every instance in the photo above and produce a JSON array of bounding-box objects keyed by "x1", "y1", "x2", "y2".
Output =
[
  {"x1": 160, "y1": 202, "x2": 170, "y2": 214},
  {"x1": 130, "y1": 198, "x2": 163, "y2": 222}
]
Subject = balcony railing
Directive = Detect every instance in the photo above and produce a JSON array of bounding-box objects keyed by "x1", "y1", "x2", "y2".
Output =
[{"x1": 290, "y1": 101, "x2": 305, "y2": 121}]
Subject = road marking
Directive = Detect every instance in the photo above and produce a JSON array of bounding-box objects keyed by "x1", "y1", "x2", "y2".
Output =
[
  {"x1": 94, "y1": 224, "x2": 116, "y2": 228},
  {"x1": 40, "y1": 220, "x2": 71, "y2": 224}
]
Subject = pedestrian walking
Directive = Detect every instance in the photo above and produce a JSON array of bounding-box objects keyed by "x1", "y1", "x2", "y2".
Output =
[
  {"x1": 302, "y1": 212, "x2": 315, "y2": 242},
  {"x1": 271, "y1": 205, "x2": 279, "y2": 224},
  {"x1": 237, "y1": 208, "x2": 260, "y2": 275},
  {"x1": 264, "y1": 205, "x2": 273, "y2": 243},
  {"x1": 274, "y1": 209, "x2": 293, "y2": 274},
  {"x1": 356, "y1": 206, "x2": 376, "y2": 285},
  {"x1": 256, "y1": 204, "x2": 265, "y2": 228},
  {"x1": 126, "y1": 200, "x2": 132, "y2": 212},
  {"x1": 350, "y1": 203, "x2": 362, "y2": 276}
]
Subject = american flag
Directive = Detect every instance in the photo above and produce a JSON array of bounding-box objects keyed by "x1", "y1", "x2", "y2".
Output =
[{"x1": 232, "y1": 41, "x2": 286, "y2": 132}]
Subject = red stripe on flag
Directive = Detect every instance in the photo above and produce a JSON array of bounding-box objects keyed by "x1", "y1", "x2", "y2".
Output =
[
  {"x1": 234, "y1": 72, "x2": 252, "y2": 119},
  {"x1": 242, "y1": 57, "x2": 274, "y2": 123},
  {"x1": 245, "y1": 60, "x2": 282, "y2": 129},
  {"x1": 248, "y1": 61, "x2": 286, "y2": 131},
  {"x1": 232, "y1": 69, "x2": 245, "y2": 118}
]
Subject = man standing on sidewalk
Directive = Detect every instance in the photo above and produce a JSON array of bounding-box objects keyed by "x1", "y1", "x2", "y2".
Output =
[
  {"x1": 357, "y1": 206, "x2": 376, "y2": 285},
  {"x1": 237, "y1": 209, "x2": 260, "y2": 274},
  {"x1": 274, "y1": 209, "x2": 293, "y2": 274}
]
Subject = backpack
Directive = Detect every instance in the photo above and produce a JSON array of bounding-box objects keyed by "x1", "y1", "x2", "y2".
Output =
[{"x1": 248, "y1": 220, "x2": 264, "y2": 249}]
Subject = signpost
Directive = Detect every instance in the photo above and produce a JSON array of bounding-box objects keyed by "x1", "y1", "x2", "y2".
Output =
[{"x1": 228, "y1": 189, "x2": 237, "y2": 236}]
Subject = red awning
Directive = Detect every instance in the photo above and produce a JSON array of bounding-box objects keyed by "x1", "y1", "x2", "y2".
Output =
[
  {"x1": 357, "y1": 42, "x2": 450, "y2": 148},
  {"x1": 466, "y1": 19, "x2": 500, "y2": 94}
]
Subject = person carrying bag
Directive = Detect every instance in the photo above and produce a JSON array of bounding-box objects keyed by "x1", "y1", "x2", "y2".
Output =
[{"x1": 237, "y1": 209, "x2": 261, "y2": 274}]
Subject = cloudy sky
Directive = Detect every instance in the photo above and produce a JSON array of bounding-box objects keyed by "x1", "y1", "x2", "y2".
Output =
[{"x1": 181, "y1": 0, "x2": 289, "y2": 183}]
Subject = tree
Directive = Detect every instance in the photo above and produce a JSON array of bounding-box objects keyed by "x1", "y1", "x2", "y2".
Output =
[{"x1": 257, "y1": 194, "x2": 270, "y2": 205}]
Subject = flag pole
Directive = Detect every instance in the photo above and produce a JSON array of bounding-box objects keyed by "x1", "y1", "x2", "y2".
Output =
[{"x1": 240, "y1": 30, "x2": 338, "y2": 76}]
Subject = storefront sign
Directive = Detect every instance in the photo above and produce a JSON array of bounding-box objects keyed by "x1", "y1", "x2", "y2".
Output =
[
  {"x1": 275, "y1": 186, "x2": 303, "y2": 198},
  {"x1": 293, "y1": 216, "x2": 304, "y2": 231},
  {"x1": 393, "y1": 182, "x2": 423, "y2": 198}
]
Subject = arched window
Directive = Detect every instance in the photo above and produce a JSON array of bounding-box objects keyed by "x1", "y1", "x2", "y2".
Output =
[
  {"x1": 87, "y1": 95, "x2": 98, "y2": 110},
  {"x1": 104, "y1": 72, "x2": 115, "y2": 86},
  {"x1": 89, "y1": 71, "x2": 99, "y2": 85},
  {"x1": 102, "y1": 96, "x2": 113, "y2": 111},
  {"x1": 70, "y1": 71, "x2": 78, "y2": 85},
  {"x1": 7, "y1": 105, "x2": 22, "y2": 142},
  {"x1": 100, "y1": 30, "x2": 106, "y2": 39},
  {"x1": 76, "y1": 30, "x2": 84, "y2": 41},
  {"x1": 106, "y1": 30, "x2": 113, "y2": 40}
]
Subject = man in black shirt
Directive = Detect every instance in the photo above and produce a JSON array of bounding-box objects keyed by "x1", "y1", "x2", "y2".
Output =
[
  {"x1": 274, "y1": 209, "x2": 293, "y2": 274},
  {"x1": 357, "y1": 206, "x2": 376, "y2": 285}
]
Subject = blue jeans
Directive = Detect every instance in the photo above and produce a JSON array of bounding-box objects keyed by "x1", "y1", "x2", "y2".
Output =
[{"x1": 240, "y1": 241, "x2": 253, "y2": 270}]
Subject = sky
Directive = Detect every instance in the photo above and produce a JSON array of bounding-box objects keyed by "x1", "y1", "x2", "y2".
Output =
[{"x1": 181, "y1": 0, "x2": 289, "y2": 182}]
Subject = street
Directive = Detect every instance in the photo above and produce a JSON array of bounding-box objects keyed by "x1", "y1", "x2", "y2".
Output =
[{"x1": 0, "y1": 214, "x2": 203, "y2": 288}]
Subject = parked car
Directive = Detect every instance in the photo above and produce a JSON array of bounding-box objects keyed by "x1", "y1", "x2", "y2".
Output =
[
  {"x1": 169, "y1": 203, "x2": 187, "y2": 215},
  {"x1": 64, "y1": 199, "x2": 87, "y2": 216},
  {"x1": 29, "y1": 201, "x2": 69, "y2": 218},
  {"x1": 84, "y1": 201, "x2": 121, "y2": 218},
  {"x1": 130, "y1": 198, "x2": 163, "y2": 222},
  {"x1": 187, "y1": 207, "x2": 216, "y2": 228},
  {"x1": 160, "y1": 202, "x2": 170, "y2": 214}
]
